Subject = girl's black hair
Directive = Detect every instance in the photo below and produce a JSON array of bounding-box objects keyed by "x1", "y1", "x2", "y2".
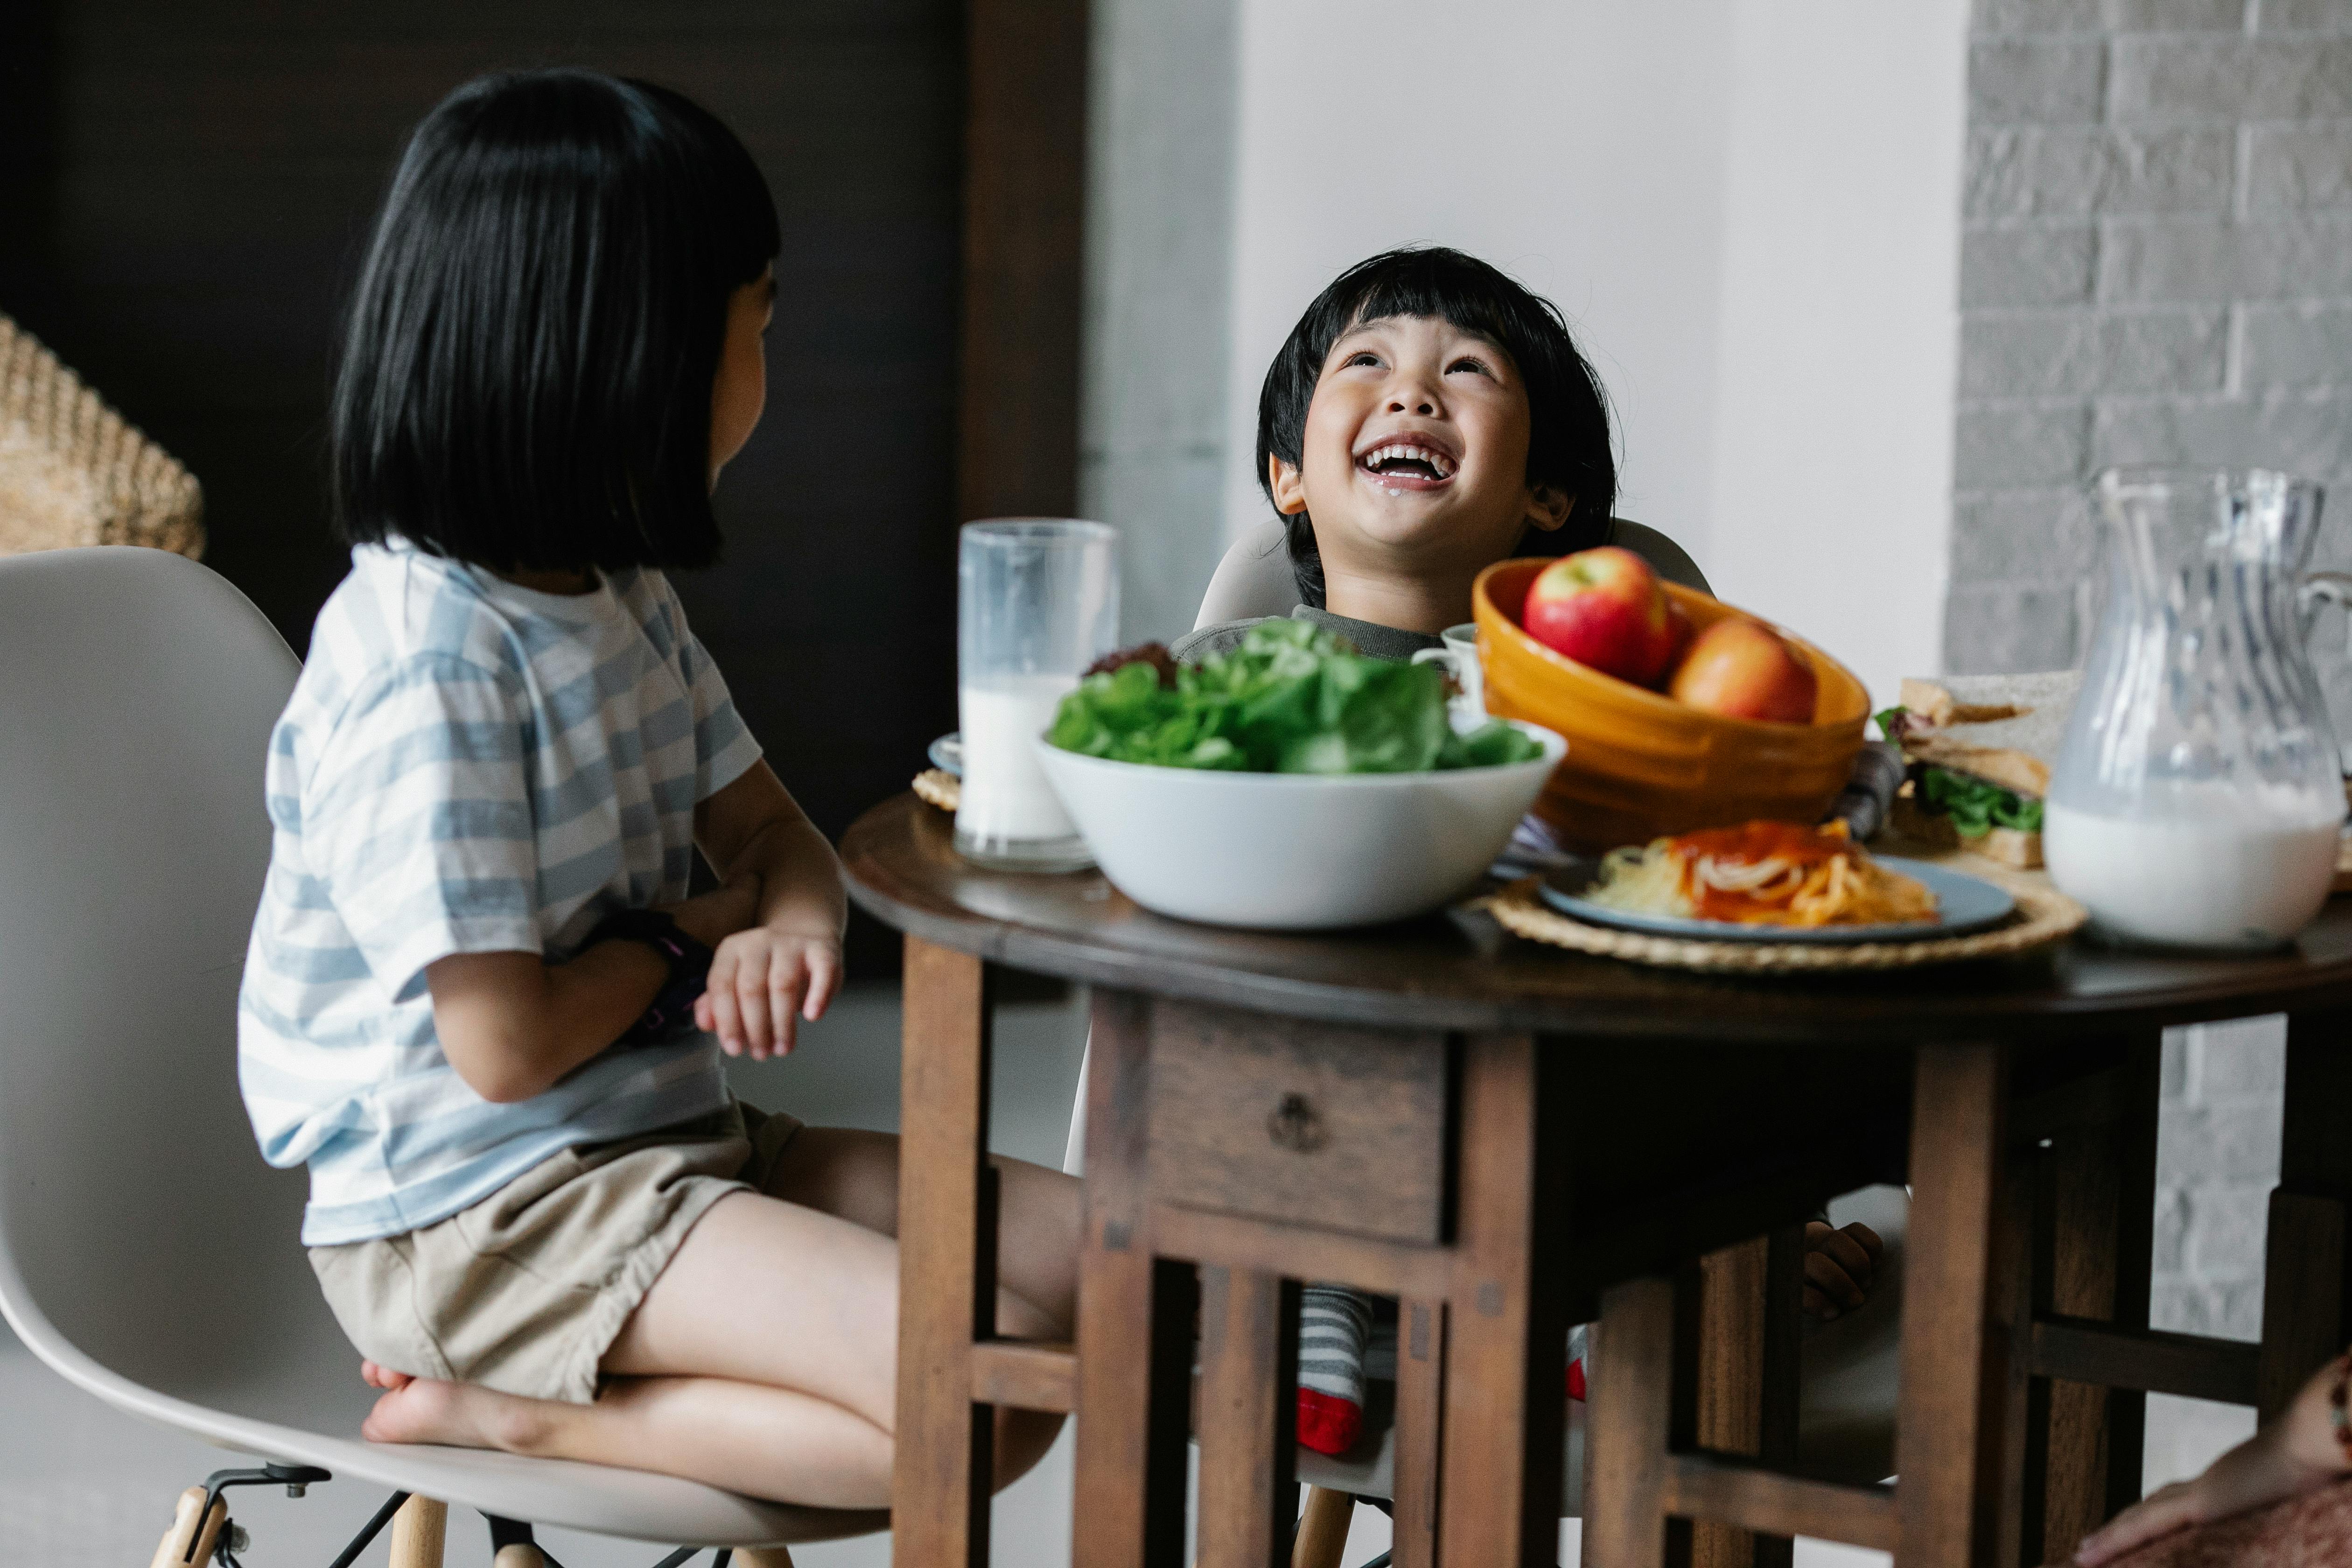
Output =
[
  {"x1": 1256, "y1": 246, "x2": 1617, "y2": 608},
  {"x1": 331, "y1": 70, "x2": 779, "y2": 573}
]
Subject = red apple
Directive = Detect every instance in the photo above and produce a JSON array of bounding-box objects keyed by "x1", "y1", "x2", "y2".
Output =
[
  {"x1": 1662, "y1": 600, "x2": 1694, "y2": 669},
  {"x1": 1522, "y1": 546, "x2": 1680, "y2": 686},
  {"x1": 1668, "y1": 618, "x2": 1818, "y2": 723}
]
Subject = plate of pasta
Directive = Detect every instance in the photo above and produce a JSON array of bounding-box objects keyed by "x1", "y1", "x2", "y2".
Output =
[{"x1": 1538, "y1": 819, "x2": 2016, "y2": 945}]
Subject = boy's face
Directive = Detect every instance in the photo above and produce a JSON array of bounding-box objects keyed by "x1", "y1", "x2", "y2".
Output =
[{"x1": 1270, "y1": 312, "x2": 1571, "y2": 585}]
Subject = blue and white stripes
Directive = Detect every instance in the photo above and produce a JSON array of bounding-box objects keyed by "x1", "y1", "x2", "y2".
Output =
[{"x1": 238, "y1": 542, "x2": 761, "y2": 1245}]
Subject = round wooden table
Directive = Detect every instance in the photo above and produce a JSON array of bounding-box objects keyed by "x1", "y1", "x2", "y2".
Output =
[{"x1": 842, "y1": 792, "x2": 2352, "y2": 1568}]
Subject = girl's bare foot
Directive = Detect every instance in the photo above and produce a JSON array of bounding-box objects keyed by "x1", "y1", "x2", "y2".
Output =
[
  {"x1": 362, "y1": 1376, "x2": 550, "y2": 1454},
  {"x1": 360, "y1": 1360, "x2": 414, "y2": 1392}
]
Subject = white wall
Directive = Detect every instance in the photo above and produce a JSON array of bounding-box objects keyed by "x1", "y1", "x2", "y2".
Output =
[{"x1": 1218, "y1": 0, "x2": 1968, "y2": 702}]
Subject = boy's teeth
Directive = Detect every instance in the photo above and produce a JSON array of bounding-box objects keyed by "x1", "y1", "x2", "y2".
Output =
[{"x1": 1361, "y1": 443, "x2": 1455, "y2": 478}]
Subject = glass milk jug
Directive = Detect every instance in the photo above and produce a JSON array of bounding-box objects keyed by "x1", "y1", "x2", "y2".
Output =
[{"x1": 2045, "y1": 469, "x2": 2345, "y2": 949}]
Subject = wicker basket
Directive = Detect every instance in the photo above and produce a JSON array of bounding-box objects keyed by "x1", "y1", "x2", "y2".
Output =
[{"x1": 0, "y1": 314, "x2": 204, "y2": 560}]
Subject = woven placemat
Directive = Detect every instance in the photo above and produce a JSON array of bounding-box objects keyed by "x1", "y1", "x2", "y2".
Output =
[
  {"x1": 1477, "y1": 873, "x2": 2088, "y2": 973},
  {"x1": 913, "y1": 768, "x2": 959, "y2": 813}
]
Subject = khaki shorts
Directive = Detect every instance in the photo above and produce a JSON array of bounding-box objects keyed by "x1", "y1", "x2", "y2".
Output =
[{"x1": 310, "y1": 1100, "x2": 802, "y2": 1405}]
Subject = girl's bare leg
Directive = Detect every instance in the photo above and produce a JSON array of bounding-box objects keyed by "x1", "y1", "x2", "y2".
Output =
[
  {"x1": 757, "y1": 1127, "x2": 1081, "y2": 1336},
  {"x1": 364, "y1": 1371, "x2": 894, "y2": 1506},
  {"x1": 360, "y1": 1131, "x2": 1082, "y2": 1508}
]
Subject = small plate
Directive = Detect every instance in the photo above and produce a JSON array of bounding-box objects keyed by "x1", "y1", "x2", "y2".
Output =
[
  {"x1": 928, "y1": 734, "x2": 962, "y2": 777},
  {"x1": 1538, "y1": 854, "x2": 2016, "y2": 945}
]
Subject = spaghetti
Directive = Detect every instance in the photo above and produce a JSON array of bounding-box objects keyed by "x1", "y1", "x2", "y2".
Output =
[{"x1": 1586, "y1": 819, "x2": 1939, "y2": 928}]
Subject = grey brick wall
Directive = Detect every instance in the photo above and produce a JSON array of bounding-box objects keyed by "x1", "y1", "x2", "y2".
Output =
[
  {"x1": 1953, "y1": 0, "x2": 2348, "y2": 1488},
  {"x1": 1950, "y1": 0, "x2": 2352, "y2": 677}
]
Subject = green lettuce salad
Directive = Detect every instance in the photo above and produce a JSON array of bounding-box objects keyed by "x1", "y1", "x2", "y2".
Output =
[{"x1": 1049, "y1": 620, "x2": 1547, "y2": 775}]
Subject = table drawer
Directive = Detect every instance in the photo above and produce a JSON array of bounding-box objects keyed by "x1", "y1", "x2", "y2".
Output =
[{"x1": 1148, "y1": 999, "x2": 1451, "y2": 1245}]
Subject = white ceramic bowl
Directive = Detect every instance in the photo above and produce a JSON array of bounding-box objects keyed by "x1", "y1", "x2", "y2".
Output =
[{"x1": 1033, "y1": 723, "x2": 1566, "y2": 929}]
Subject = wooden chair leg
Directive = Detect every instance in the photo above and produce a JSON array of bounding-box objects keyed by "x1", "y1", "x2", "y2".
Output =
[
  {"x1": 1292, "y1": 1487, "x2": 1355, "y2": 1568},
  {"x1": 1690, "y1": 1228, "x2": 1805, "y2": 1568},
  {"x1": 147, "y1": 1486, "x2": 227, "y2": 1568},
  {"x1": 1581, "y1": 1276, "x2": 1680, "y2": 1568},
  {"x1": 388, "y1": 1497, "x2": 448, "y2": 1568},
  {"x1": 734, "y1": 1549, "x2": 798, "y2": 1568}
]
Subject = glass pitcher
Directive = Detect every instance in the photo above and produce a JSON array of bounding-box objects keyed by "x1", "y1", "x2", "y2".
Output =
[{"x1": 2045, "y1": 469, "x2": 2345, "y2": 949}]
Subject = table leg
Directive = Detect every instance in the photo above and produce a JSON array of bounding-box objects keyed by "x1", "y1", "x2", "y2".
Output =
[
  {"x1": 1896, "y1": 1042, "x2": 2017, "y2": 1568},
  {"x1": 895, "y1": 938, "x2": 997, "y2": 1568},
  {"x1": 2260, "y1": 1008, "x2": 2352, "y2": 1421},
  {"x1": 1438, "y1": 1031, "x2": 1568, "y2": 1568},
  {"x1": 1072, "y1": 990, "x2": 1193, "y2": 1568},
  {"x1": 1393, "y1": 1298, "x2": 1447, "y2": 1568},
  {"x1": 1196, "y1": 1266, "x2": 1301, "y2": 1568}
]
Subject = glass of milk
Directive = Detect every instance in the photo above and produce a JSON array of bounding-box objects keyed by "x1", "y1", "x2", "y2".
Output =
[
  {"x1": 955, "y1": 519, "x2": 1119, "y2": 870},
  {"x1": 2046, "y1": 469, "x2": 2345, "y2": 949}
]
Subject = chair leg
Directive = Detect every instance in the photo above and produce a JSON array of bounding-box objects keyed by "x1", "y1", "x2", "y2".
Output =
[
  {"x1": 389, "y1": 1497, "x2": 448, "y2": 1568},
  {"x1": 1689, "y1": 1228, "x2": 1805, "y2": 1568},
  {"x1": 147, "y1": 1486, "x2": 227, "y2": 1568},
  {"x1": 1293, "y1": 1487, "x2": 1355, "y2": 1568},
  {"x1": 734, "y1": 1549, "x2": 796, "y2": 1568}
]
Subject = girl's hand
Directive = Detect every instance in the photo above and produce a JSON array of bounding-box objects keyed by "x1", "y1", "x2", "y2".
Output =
[
  {"x1": 693, "y1": 923, "x2": 842, "y2": 1060},
  {"x1": 2075, "y1": 1354, "x2": 2348, "y2": 1564}
]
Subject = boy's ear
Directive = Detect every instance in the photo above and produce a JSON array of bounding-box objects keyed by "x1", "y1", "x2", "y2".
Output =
[
  {"x1": 1267, "y1": 454, "x2": 1309, "y2": 516},
  {"x1": 1524, "y1": 484, "x2": 1576, "y2": 533}
]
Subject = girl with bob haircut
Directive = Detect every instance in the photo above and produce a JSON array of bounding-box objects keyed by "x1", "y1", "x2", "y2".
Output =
[{"x1": 239, "y1": 69, "x2": 1078, "y2": 1508}]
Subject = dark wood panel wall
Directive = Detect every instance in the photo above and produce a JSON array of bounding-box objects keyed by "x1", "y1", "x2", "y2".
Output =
[
  {"x1": 2, "y1": 0, "x2": 1090, "y2": 977},
  {"x1": 958, "y1": 0, "x2": 1087, "y2": 524}
]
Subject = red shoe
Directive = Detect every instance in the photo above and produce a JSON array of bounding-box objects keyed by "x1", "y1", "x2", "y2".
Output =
[{"x1": 1297, "y1": 1386, "x2": 1363, "y2": 1456}]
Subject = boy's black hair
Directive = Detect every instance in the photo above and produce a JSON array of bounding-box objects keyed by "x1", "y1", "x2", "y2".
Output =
[
  {"x1": 1257, "y1": 246, "x2": 1617, "y2": 608},
  {"x1": 331, "y1": 70, "x2": 778, "y2": 573}
]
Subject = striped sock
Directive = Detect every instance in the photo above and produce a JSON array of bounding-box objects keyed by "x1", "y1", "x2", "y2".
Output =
[{"x1": 1296, "y1": 1284, "x2": 1373, "y2": 1455}]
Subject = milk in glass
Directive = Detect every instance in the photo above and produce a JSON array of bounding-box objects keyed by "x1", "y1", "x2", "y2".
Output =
[
  {"x1": 952, "y1": 519, "x2": 1117, "y2": 869},
  {"x1": 957, "y1": 673, "x2": 1080, "y2": 843}
]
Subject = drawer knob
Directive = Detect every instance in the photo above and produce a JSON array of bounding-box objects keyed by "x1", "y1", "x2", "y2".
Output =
[{"x1": 1267, "y1": 1093, "x2": 1327, "y2": 1153}]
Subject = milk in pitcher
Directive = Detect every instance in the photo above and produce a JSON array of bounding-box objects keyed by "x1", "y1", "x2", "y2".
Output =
[{"x1": 2045, "y1": 784, "x2": 2342, "y2": 950}]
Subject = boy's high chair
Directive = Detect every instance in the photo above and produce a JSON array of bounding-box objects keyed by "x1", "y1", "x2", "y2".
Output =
[
  {"x1": 1069, "y1": 519, "x2": 1907, "y2": 1568},
  {"x1": 0, "y1": 548, "x2": 886, "y2": 1568}
]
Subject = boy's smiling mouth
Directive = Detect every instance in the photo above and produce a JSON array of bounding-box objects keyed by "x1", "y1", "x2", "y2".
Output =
[{"x1": 1353, "y1": 433, "x2": 1460, "y2": 492}]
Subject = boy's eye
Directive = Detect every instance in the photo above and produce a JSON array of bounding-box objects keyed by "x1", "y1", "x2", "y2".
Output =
[
  {"x1": 1344, "y1": 351, "x2": 1382, "y2": 369},
  {"x1": 1448, "y1": 357, "x2": 1495, "y2": 378}
]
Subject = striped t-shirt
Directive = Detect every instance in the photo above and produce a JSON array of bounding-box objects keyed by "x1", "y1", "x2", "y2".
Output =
[{"x1": 238, "y1": 542, "x2": 763, "y2": 1245}]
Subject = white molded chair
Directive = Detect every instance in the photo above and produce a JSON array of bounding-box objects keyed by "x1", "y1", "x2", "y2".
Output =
[
  {"x1": 0, "y1": 548, "x2": 884, "y2": 1566},
  {"x1": 1193, "y1": 516, "x2": 1713, "y2": 629}
]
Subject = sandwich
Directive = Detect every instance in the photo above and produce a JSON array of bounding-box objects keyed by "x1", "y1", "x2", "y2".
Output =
[{"x1": 1879, "y1": 671, "x2": 2080, "y2": 869}]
